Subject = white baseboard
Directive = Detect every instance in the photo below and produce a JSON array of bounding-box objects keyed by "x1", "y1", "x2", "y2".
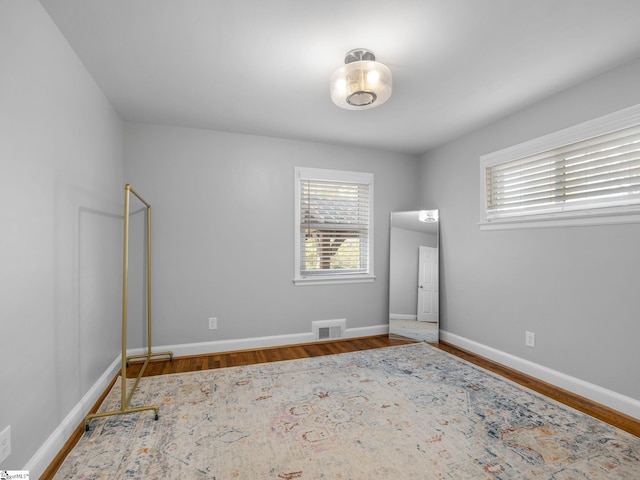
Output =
[
  {"x1": 440, "y1": 330, "x2": 640, "y2": 420},
  {"x1": 343, "y1": 324, "x2": 389, "y2": 339},
  {"x1": 28, "y1": 324, "x2": 389, "y2": 476},
  {"x1": 24, "y1": 355, "x2": 121, "y2": 479},
  {"x1": 127, "y1": 324, "x2": 389, "y2": 358},
  {"x1": 129, "y1": 332, "x2": 317, "y2": 358}
]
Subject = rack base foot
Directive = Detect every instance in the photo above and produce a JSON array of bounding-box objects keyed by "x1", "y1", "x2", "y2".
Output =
[
  {"x1": 84, "y1": 404, "x2": 160, "y2": 432},
  {"x1": 126, "y1": 350, "x2": 174, "y2": 367}
]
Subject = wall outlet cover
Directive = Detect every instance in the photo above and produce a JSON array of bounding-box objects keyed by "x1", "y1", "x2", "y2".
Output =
[{"x1": 525, "y1": 331, "x2": 536, "y2": 348}]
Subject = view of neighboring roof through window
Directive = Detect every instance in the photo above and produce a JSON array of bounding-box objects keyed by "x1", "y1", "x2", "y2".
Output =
[{"x1": 294, "y1": 167, "x2": 374, "y2": 285}]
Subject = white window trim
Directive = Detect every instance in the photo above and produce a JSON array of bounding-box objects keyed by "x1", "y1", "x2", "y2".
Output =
[
  {"x1": 480, "y1": 104, "x2": 640, "y2": 230},
  {"x1": 294, "y1": 167, "x2": 375, "y2": 286}
]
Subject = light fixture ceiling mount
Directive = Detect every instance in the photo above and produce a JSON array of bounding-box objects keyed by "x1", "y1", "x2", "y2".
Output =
[{"x1": 330, "y1": 48, "x2": 392, "y2": 110}]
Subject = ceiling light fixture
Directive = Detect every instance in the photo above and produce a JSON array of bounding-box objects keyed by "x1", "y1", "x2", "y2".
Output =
[
  {"x1": 418, "y1": 210, "x2": 439, "y2": 223},
  {"x1": 330, "y1": 49, "x2": 392, "y2": 110}
]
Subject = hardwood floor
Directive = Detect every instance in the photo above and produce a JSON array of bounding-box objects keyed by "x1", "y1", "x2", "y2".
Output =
[
  {"x1": 41, "y1": 335, "x2": 640, "y2": 479},
  {"x1": 125, "y1": 335, "x2": 416, "y2": 377}
]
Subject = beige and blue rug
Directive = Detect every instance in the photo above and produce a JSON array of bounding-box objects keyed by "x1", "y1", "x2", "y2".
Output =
[{"x1": 55, "y1": 343, "x2": 640, "y2": 479}]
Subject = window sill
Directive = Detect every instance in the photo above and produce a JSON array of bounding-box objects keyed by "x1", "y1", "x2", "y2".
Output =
[
  {"x1": 293, "y1": 275, "x2": 376, "y2": 286},
  {"x1": 480, "y1": 210, "x2": 640, "y2": 230}
]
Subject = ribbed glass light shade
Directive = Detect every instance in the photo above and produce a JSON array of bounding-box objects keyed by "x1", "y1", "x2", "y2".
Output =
[{"x1": 330, "y1": 57, "x2": 392, "y2": 110}]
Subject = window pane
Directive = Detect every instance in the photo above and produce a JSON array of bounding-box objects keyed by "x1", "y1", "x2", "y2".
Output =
[
  {"x1": 484, "y1": 121, "x2": 640, "y2": 222},
  {"x1": 295, "y1": 168, "x2": 373, "y2": 282}
]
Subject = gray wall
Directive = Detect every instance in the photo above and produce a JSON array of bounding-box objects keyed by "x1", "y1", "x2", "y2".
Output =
[
  {"x1": 419, "y1": 57, "x2": 640, "y2": 401},
  {"x1": 124, "y1": 123, "x2": 420, "y2": 347},
  {"x1": 0, "y1": 0, "x2": 123, "y2": 470}
]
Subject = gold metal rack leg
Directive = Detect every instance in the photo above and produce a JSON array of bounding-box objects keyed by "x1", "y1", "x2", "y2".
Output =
[{"x1": 85, "y1": 184, "x2": 173, "y2": 431}]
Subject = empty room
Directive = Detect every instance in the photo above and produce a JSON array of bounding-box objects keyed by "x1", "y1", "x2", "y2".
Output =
[{"x1": 2, "y1": 1, "x2": 640, "y2": 478}]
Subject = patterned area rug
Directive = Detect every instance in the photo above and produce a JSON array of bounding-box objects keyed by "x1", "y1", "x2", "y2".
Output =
[{"x1": 55, "y1": 343, "x2": 640, "y2": 479}]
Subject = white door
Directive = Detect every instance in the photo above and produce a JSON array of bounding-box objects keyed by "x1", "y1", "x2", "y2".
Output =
[{"x1": 417, "y1": 246, "x2": 438, "y2": 322}]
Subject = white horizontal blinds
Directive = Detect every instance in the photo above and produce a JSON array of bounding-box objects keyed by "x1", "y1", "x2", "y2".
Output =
[
  {"x1": 300, "y1": 177, "x2": 370, "y2": 275},
  {"x1": 486, "y1": 125, "x2": 640, "y2": 220}
]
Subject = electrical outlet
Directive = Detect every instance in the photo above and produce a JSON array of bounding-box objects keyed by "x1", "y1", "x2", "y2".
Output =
[
  {"x1": 525, "y1": 331, "x2": 535, "y2": 348},
  {"x1": 208, "y1": 317, "x2": 217, "y2": 330},
  {"x1": 0, "y1": 425, "x2": 11, "y2": 463}
]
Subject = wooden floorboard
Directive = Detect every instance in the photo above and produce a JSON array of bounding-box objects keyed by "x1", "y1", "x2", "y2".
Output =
[
  {"x1": 41, "y1": 335, "x2": 639, "y2": 479},
  {"x1": 124, "y1": 335, "x2": 415, "y2": 378}
]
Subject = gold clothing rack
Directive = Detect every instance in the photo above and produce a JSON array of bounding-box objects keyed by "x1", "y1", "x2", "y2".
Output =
[{"x1": 85, "y1": 184, "x2": 173, "y2": 430}]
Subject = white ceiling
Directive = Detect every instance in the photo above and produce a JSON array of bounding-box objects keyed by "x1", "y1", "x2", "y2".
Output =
[{"x1": 40, "y1": 0, "x2": 640, "y2": 155}]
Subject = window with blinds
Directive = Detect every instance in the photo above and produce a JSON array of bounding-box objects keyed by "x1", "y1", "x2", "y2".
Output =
[
  {"x1": 294, "y1": 167, "x2": 374, "y2": 285},
  {"x1": 480, "y1": 104, "x2": 640, "y2": 228}
]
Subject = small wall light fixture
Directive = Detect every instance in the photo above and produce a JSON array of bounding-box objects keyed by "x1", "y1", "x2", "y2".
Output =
[{"x1": 330, "y1": 49, "x2": 392, "y2": 110}]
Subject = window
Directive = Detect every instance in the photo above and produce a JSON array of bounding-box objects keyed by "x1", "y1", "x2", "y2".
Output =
[
  {"x1": 294, "y1": 167, "x2": 374, "y2": 285},
  {"x1": 480, "y1": 104, "x2": 640, "y2": 229}
]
